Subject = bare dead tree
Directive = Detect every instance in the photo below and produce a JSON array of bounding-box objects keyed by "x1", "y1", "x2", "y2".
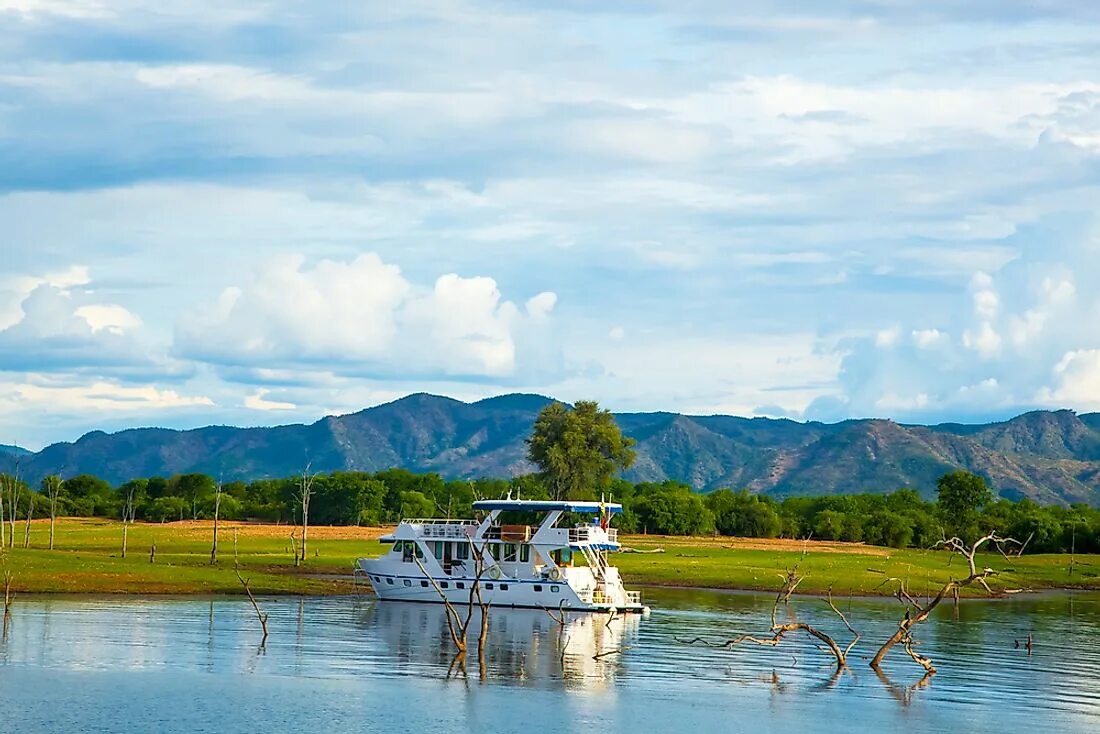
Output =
[
  {"x1": 149, "y1": 540, "x2": 156, "y2": 564},
  {"x1": 413, "y1": 540, "x2": 491, "y2": 656},
  {"x1": 870, "y1": 532, "x2": 1023, "y2": 674},
  {"x1": 209, "y1": 478, "x2": 223, "y2": 565},
  {"x1": 44, "y1": 475, "x2": 63, "y2": 551},
  {"x1": 681, "y1": 568, "x2": 860, "y2": 673},
  {"x1": 3, "y1": 569, "x2": 13, "y2": 621},
  {"x1": 234, "y1": 529, "x2": 269, "y2": 646},
  {"x1": 294, "y1": 464, "x2": 317, "y2": 567},
  {"x1": 23, "y1": 494, "x2": 33, "y2": 549},
  {"x1": 3, "y1": 454, "x2": 23, "y2": 548},
  {"x1": 121, "y1": 481, "x2": 137, "y2": 559}
]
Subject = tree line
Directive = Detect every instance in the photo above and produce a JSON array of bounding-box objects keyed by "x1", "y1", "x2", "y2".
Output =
[{"x1": 2, "y1": 467, "x2": 1099, "y2": 554}]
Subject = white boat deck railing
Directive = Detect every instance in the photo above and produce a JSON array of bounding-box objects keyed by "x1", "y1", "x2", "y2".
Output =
[
  {"x1": 568, "y1": 526, "x2": 618, "y2": 544},
  {"x1": 403, "y1": 518, "x2": 479, "y2": 540},
  {"x1": 625, "y1": 590, "x2": 642, "y2": 606}
]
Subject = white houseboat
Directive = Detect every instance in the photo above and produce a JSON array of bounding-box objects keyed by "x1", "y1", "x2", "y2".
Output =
[{"x1": 356, "y1": 499, "x2": 648, "y2": 613}]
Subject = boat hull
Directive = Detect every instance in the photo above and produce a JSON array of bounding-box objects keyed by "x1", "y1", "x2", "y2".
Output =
[{"x1": 357, "y1": 566, "x2": 647, "y2": 614}]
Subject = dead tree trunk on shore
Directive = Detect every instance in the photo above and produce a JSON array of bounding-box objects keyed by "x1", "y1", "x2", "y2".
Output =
[
  {"x1": 293, "y1": 465, "x2": 316, "y2": 567},
  {"x1": 209, "y1": 479, "x2": 222, "y2": 565},
  {"x1": 870, "y1": 532, "x2": 1023, "y2": 674},
  {"x1": 2, "y1": 455, "x2": 22, "y2": 548},
  {"x1": 22, "y1": 499, "x2": 32, "y2": 548},
  {"x1": 121, "y1": 483, "x2": 137, "y2": 559},
  {"x1": 44, "y1": 475, "x2": 63, "y2": 551}
]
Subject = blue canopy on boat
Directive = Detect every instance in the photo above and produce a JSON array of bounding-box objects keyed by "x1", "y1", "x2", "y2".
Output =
[{"x1": 472, "y1": 499, "x2": 623, "y2": 515}]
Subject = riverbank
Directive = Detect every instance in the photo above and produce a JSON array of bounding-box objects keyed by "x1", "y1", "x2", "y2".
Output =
[{"x1": 1, "y1": 518, "x2": 1097, "y2": 597}]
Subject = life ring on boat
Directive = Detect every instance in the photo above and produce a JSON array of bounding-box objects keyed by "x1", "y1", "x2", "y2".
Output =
[
  {"x1": 548, "y1": 567, "x2": 562, "y2": 581},
  {"x1": 488, "y1": 566, "x2": 503, "y2": 580}
]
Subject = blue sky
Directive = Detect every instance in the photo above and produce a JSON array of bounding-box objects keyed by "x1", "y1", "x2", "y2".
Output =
[{"x1": 2, "y1": 1, "x2": 1100, "y2": 448}]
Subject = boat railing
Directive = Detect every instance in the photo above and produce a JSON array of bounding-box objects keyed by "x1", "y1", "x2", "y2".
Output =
[
  {"x1": 625, "y1": 590, "x2": 642, "y2": 606},
  {"x1": 568, "y1": 526, "x2": 618, "y2": 544},
  {"x1": 404, "y1": 518, "x2": 480, "y2": 525},
  {"x1": 403, "y1": 518, "x2": 479, "y2": 540}
]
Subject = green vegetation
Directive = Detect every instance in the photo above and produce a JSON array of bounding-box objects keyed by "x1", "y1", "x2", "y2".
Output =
[
  {"x1": 1, "y1": 518, "x2": 1097, "y2": 597},
  {"x1": 2, "y1": 468, "x2": 1100, "y2": 555},
  {"x1": 615, "y1": 534, "x2": 1100, "y2": 596},
  {"x1": 0, "y1": 519, "x2": 381, "y2": 595}
]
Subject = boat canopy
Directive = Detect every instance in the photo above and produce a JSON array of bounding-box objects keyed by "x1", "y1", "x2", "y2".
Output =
[{"x1": 472, "y1": 499, "x2": 623, "y2": 515}]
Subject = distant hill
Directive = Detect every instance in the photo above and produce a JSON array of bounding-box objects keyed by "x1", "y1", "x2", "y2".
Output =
[
  {"x1": 0, "y1": 444, "x2": 30, "y2": 458},
  {"x1": 8, "y1": 394, "x2": 1100, "y2": 505}
]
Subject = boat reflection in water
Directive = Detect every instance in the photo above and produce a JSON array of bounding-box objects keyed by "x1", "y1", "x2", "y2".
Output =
[{"x1": 362, "y1": 600, "x2": 639, "y2": 687}]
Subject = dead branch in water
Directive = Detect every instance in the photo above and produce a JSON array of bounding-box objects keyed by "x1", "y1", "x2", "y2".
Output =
[
  {"x1": 413, "y1": 540, "x2": 491, "y2": 659},
  {"x1": 870, "y1": 532, "x2": 1024, "y2": 674},
  {"x1": 234, "y1": 530, "x2": 268, "y2": 646},
  {"x1": 681, "y1": 567, "x2": 859, "y2": 673},
  {"x1": 3, "y1": 569, "x2": 13, "y2": 617}
]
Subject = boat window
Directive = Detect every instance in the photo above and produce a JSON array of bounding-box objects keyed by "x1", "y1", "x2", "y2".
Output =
[
  {"x1": 550, "y1": 585, "x2": 559, "y2": 593},
  {"x1": 456, "y1": 582, "x2": 465, "y2": 589},
  {"x1": 534, "y1": 585, "x2": 543, "y2": 592},
  {"x1": 440, "y1": 581, "x2": 449, "y2": 589},
  {"x1": 433, "y1": 541, "x2": 445, "y2": 560},
  {"x1": 501, "y1": 543, "x2": 517, "y2": 562},
  {"x1": 386, "y1": 578, "x2": 394, "y2": 585},
  {"x1": 454, "y1": 542, "x2": 470, "y2": 561},
  {"x1": 401, "y1": 541, "x2": 413, "y2": 563},
  {"x1": 485, "y1": 583, "x2": 494, "y2": 590},
  {"x1": 500, "y1": 584, "x2": 508, "y2": 591},
  {"x1": 420, "y1": 580, "x2": 429, "y2": 588},
  {"x1": 520, "y1": 545, "x2": 530, "y2": 563},
  {"x1": 403, "y1": 579, "x2": 412, "y2": 587}
]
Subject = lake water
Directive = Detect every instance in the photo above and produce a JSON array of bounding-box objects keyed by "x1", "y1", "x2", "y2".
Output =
[{"x1": 1, "y1": 587, "x2": 1098, "y2": 733}]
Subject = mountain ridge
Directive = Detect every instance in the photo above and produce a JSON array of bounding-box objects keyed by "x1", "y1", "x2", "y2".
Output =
[{"x1": 7, "y1": 394, "x2": 1100, "y2": 505}]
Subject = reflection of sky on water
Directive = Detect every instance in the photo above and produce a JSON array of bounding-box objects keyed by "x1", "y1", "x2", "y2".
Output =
[{"x1": 0, "y1": 590, "x2": 1098, "y2": 733}]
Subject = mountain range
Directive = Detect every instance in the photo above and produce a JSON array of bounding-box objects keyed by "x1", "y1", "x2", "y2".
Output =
[{"x1": 6, "y1": 393, "x2": 1100, "y2": 505}]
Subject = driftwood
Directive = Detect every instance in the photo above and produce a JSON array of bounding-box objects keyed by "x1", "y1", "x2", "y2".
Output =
[
  {"x1": 870, "y1": 532, "x2": 1024, "y2": 674},
  {"x1": 681, "y1": 567, "x2": 860, "y2": 673}
]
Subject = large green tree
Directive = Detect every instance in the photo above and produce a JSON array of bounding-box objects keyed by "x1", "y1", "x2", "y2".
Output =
[
  {"x1": 936, "y1": 470, "x2": 994, "y2": 541},
  {"x1": 526, "y1": 400, "x2": 636, "y2": 500}
]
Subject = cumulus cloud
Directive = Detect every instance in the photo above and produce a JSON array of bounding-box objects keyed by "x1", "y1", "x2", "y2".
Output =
[
  {"x1": 808, "y1": 216, "x2": 1100, "y2": 421},
  {"x1": 0, "y1": 281, "x2": 153, "y2": 372},
  {"x1": 175, "y1": 253, "x2": 559, "y2": 380}
]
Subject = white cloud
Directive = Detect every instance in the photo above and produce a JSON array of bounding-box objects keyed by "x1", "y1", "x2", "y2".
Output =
[
  {"x1": 0, "y1": 265, "x2": 90, "y2": 330},
  {"x1": 970, "y1": 271, "x2": 1000, "y2": 320},
  {"x1": 74, "y1": 304, "x2": 142, "y2": 334},
  {"x1": 608, "y1": 326, "x2": 625, "y2": 341},
  {"x1": 0, "y1": 282, "x2": 157, "y2": 372},
  {"x1": 243, "y1": 388, "x2": 296, "y2": 411},
  {"x1": 912, "y1": 328, "x2": 947, "y2": 349},
  {"x1": 1038, "y1": 349, "x2": 1100, "y2": 410},
  {"x1": 875, "y1": 325, "x2": 901, "y2": 347},
  {"x1": 8, "y1": 380, "x2": 212, "y2": 412},
  {"x1": 963, "y1": 321, "x2": 1002, "y2": 358},
  {"x1": 176, "y1": 253, "x2": 558, "y2": 380},
  {"x1": 0, "y1": 0, "x2": 109, "y2": 19}
]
